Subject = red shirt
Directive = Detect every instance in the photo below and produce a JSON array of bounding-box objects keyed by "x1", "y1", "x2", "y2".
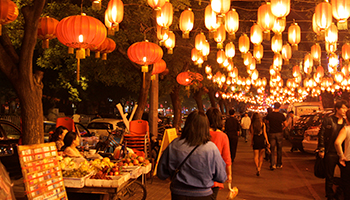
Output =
[{"x1": 210, "y1": 130, "x2": 232, "y2": 189}]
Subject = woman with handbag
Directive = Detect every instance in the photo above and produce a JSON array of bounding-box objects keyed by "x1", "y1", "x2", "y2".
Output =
[
  {"x1": 250, "y1": 112, "x2": 270, "y2": 176},
  {"x1": 157, "y1": 110, "x2": 227, "y2": 200}
]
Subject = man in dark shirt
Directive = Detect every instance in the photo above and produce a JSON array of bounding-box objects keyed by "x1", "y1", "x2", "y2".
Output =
[
  {"x1": 266, "y1": 102, "x2": 286, "y2": 170},
  {"x1": 318, "y1": 100, "x2": 348, "y2": 200},
  {"x1": 225, "y1": 109, "x2": 240, "y2": 162}
]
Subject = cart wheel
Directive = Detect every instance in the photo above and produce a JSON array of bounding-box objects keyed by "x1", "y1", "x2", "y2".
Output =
[{"x1": 114, "y1": 181, "x2": 147, "y2": 200}]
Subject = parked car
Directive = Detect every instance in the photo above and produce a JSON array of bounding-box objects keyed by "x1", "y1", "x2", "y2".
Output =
[
  {"x1": 0, "y1": 120, "x2": 21, "y2": 178},
  {"x1": 87, "y1": 118, "x2": 125, "y2": 141},
  {"x1": 289, "y1": 110, "x2": 333, "y2": 153}
]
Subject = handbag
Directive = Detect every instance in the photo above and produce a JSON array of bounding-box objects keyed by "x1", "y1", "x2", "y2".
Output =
[
  {"x1": 314, "y1": 153, "x2": 326, "y2": 179},
  {"x1": 171, "y1": 145, "x2": 199, "y2": 181}
]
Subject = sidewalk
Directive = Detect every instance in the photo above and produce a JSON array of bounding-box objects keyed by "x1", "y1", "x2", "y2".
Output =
[{"x1": 147, "y1": 137, "x2": 326, "y2": 200}]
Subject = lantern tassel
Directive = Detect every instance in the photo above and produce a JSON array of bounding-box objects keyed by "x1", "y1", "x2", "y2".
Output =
[
  {"x1": 337, "y1": 21, "x2": 348, "y2": 30},
  {"x1": 292, "y1": 44, "x2": 298, "y2": 51},
  {"x1": 102, "y1": 53, "x2": 107, "y2": 60},
  {"x1": 167, "y1": 48, "x2": 173, "y2": 54},
  {"x1": 95, "y1": 51, "x2": 101, "y2": 58},
  {"x1": 43, "y1": 39, "x2": 49, "y2": 49},
  {"x1": 141, "y1": 65, "x2": 149, "y2": 89},
  {"x1": 77, "y1": 58, "x2": 80, "y2": 82},
  {"x1": 284, "y1": 59, "x2": 289, "y2": 65},
  {"x1": 263, "y1": 31, "x2": 270, "y2": 41}
]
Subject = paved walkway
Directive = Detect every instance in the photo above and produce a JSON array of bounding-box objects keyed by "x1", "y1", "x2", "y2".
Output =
[{"x1": 12, "y1": 137, "x2": 327, "y2": 200}]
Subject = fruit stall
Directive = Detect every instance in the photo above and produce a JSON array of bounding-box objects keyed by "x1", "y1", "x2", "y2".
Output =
[
  {"x1": 17, "y1": 142, "x2": 150, "y2": 200},
  {"x1": 62, "y1": 152, "x2": 150, "y2": 200}
]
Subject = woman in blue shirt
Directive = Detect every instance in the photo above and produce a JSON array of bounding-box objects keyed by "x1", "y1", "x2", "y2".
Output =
[{"x1": 157, "y1": 110, "x2": 227, "y2": 200}]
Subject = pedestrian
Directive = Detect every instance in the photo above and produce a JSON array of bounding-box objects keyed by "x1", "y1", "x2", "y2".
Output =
[
  {"x1": 49, "y1": 126, "x2": 68, "y2": 151},
  {"x1": 334, "y1": 109, "x2": 350, "y2": 200},
  {"x1": 241, "y1": 112, "x2": 251, "y2": 142},
  {"x1": 263, "y1": 107, "x2": 272, "y2": 161},
  {"x1": 224, "y1": 109, "x2": 240, "y2": 162},
  {"x1": 206, "y1": 107, "x2": 232, "y2": 199},
  {"x1": 250, "y1": 113, "x2": 270, "y2": 176},
  {"x1": 265, "y1": 102, "x2": 286, "y2": 170},
  {"x1": 284, "y1": 111, "x2": 294, "y2": 140},
  {"x1": 157, "y1": 110, "x2": 227, "y2": 200},
  {"x1": 318, "y1": 100, "x2": 348, "y2": 200}
]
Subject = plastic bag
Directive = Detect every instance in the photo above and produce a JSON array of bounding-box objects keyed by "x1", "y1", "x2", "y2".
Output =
[
  {"x1": 227, "y1": 183, "x2": 239, "y2": 200},
  {"x1": 314, "y1": 154, "x2": 326, "y2": 179}
]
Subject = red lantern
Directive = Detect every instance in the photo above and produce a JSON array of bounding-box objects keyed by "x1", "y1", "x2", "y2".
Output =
[
  {"x1": 204, "y1": 5, "x2": 219, "y2": 34},
  {"x1": 316, "y1": 65, "x2": 324, "y2": 78},
  {"x1": 156, "y1": 2, "x2": 173, "y2": 28},
  {"x1": 179, "y1": 8, "x2": 194, "y2": 38},
  {"x1": 239, "y1": 34, "x2": 250, "y2": 54},
  {"x1": 191, "y1": 48, "x2": 199, "y2": 62},
  {"x1": 270, "y1": 0, "x2": 290, "y2": 18},
  {"x1": 217, "y1": 49, "x2": 226, "y2": 64},
  {"x1": 311, "y1": 43, "x2": 321, "y2": 61},
  {"x1": 250, "y1": 23, "x2": 263, "y2": 46},
  {"x1": 56, "y1": 13, "x2": 107, "y2": 81},
  {"x1": 272, "y1": 17, "x2": 286, "y2": 35},
  {"x1": 152, "y1": 59, "x2": 166, "y2": 75},
  {"x1": 37, "y1": 16, "x2": 59, "y2": 49},
  {"x1": 281, "y1": 43, "x2": 292, "y2": 63},
  {"x1": 105, "y1": 0, "x2": 124, "y2": 31},
  {"x1": 225, "y1": 42, "x2": 235, "y2": 59},
  {"x1": 177, "y1": 72, "x2": 192, "y2": 86},
  {"x1": 195, "y1": 32, "x2": 206, "y2": 51},
  {"x1": 257, "y1": 2, "x2": 276, "y2": 39},
  {"x1": 271, "y1": 34, "x2": 282, "y2": 53},
  {"x1": 0, "y1": 0, "x2": 18, "y2": 36},
  {"x1": 253, "y1": 44, "x2": 264, "y2": 63},
  {"x1": 147, "y1": 0, "x2": 166, "y2": 10},
  {"x1": 211, "y1": 0, "x2": 230, "y2": 15},
  {"x1": 214, "y1": 24, "x2": 226, "y2": 49},
  {"x1": 128, "y1": 40, "x2": 163, "y2": 87},
  {"x1": 164, "y1": 31, "x2": 175, "y2": 54},
  {"x1": 100, "y1": 38, "x2": 116, "y2": 60},
  {"x1": 315, "y1": 1, "x2": 332, "y2": 31}
]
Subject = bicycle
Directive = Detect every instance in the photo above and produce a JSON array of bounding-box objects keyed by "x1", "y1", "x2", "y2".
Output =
[{"x1": 113, "y1": 180, "x2": 147, "y2": 200}]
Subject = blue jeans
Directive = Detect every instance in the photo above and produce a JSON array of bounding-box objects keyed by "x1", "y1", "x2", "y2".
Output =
[
  {"x1": 268, "y1": 132, "x2": 283, "y2": 167},
  {"x1": 242, "y1": 129, "x2": 249, "y2": 141}
]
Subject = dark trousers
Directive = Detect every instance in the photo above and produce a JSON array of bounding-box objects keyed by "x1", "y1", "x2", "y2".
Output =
[
  {"x1": 242, "y1": 129, "x2": 248, "y2": 140},
  {"x1": 171, "y1": 193, "x2": 215, "y2": 200},
  {"x1": 228, "y1": 136, "x2": 239, "y2": 162},
  {"x1": 324, "y1": 152, "x2": 342, "y2": 198},
  {"x1": 269, "y1": 132, "x2": 283, "y2": 167},
  {"x1": 341, "y1": 161, "x2": 350, "y2": 200}
]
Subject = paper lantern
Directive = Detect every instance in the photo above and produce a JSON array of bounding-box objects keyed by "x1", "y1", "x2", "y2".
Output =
[
  {"x1": 271, "y1": 34, "x2": 282, "y2": 53},
  {"x1": 281, "y1": 43, "x2": 292, "y2": 63},
  {"x1": 195, "y1": 32, "x2": 206, "y2": 51},
  {"x1": 312, "y1": 14, "x2": 321, "y2": 35},
  {"x1": 202, "y1": 40, "x2": 210, "y2": 59},
  {"x1": 179, "y1": 9, "x2": 194, "y2": 38},
  {"x1": 225, "y1": 9, "x2": 239, "y2": 37},
  {"x1": 328, "y1": 53, "x2": 339, "y2": 68},
  {"x1": 273, "y1": 53, "x2": 282, "y2": 67},
  {"x1": 147, "y1": 0, "x2": 166, "y2": 10},
  {"x1": 239, "y1": 34, "x2": 250, "y2": 54},
  {"x1": 311, "y1": 43, "x2": 321, "y2": 61},
  {"x1": 164, "y1": 31, "x2": 175, "y2": 54},
  {"x1": 257, "y1": 2, "x2": 276, "y2": 39},
  {"x1": 211, "y1": 0, "x2": 230, "y2": 15},
  {"x1": 243, "y1": 52, "x2": 253, "y2": 66},
  {"x1": 217, "y1": 49, "x2": 226, "y2": 64},
  {"x1": 152, "y1": 59, "x2": 166, "y2": 75},
  {"x1": 37, "y1": 16, "x2": 59, "y2": 49},
  {"x1": 250, "y1": 23, "x2": 263, "y2": 45},
  {"x1": 270, "y1": 0, "x2": 290, "y2": 18},
  {"x1": 315, "y1": 1, "x2": 332, "y2": 31},
  {"x1": 325, "y1": 41, "x2": 337, "y2": 53},
  {"x1": 204, "y1": 5, "x2": 219, "y2": 33},
  {"x1": 214, "y1": 24, "x2": 226, "y2": 49},
  {"x1": 225, "y1": 42, "x2": 235, "y2": 59},
  {"x1": 342, "y1": 43, "x2": 350, "y2": 61},
  {"x1": 332, "y1": 0, "x2": 350, "y2": 30},
  {"x1": 177, "y1": 72, "x2": 192, "y2": 86},
  {"x1": 304, "y1": 53, "x2": 313, "y2": 74},
  {"x1": 92, "y1": 0, "x2": 102, "y2": 11},
  {"x1": 325, "y1": 23, "x2": 338, "y2": 44},
  {"x1": 56, "y1": 13, "x2": 107, "y2": 81},
  {"x1": 100, "y1": 38, "x2": 116, "y2": 60},
  {"x1": 105, "y1": 0, "x2": 124, "y2": 31},
  {"x1": 253, "y1": 44, "x2": 264, "y2": 63},
  {"x1": 156, "y1": 2, "x2": 173, "y2": 28},
  {"x1": 316, "y1": 66, "x2": 325, "y2": 78},
  {"x1": 288, "y1": 22, "x2": 301, "y2": 50},
  {"x1": 272, "y1": 17, "x2": 286, "y2": 34},
  {"x1": 0, "y1": 0, "x2": 18, "y2": 36}
]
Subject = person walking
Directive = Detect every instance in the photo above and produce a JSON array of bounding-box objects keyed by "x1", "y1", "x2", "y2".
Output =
[
  {"x1": 224, "y1": 109, "x2": 240, "y2": 162},
  {"x1": 206, "y1": 107, "x2": 232, "y2": 199},
  {"x1": 335, "y1": 110, "x2": 350, "y2": 200},
  {"x1": 265, "y1": 102, "x2": 286, "y2": 170},
  {"x1": 318, "y1": 100, "x2": 348, "y2": 200},
  {"x1": 241, "y1": 113, "x2": 251, "y2": 142},
  {"x1": 157, "y1": 110, "x2": 227, "y2": 200},
  {"x1": 250, "y1": 113, "x2": 270, "y2": 176},
  {"x1": 284, "y1": 111, "x2": 294, "y2": 140}
]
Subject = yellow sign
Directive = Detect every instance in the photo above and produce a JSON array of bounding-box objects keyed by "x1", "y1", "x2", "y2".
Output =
[{"x1": 153, "y1": 128, "x2": 178, "y2": 176}]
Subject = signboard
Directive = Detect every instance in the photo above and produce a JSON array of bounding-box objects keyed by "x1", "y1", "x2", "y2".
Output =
[
  {"x1": 17, "y1": 142, "x2": 67, "y2": 200},
  {"x1": 153, "y1": 128, "x2": 178, "y2": 176}
]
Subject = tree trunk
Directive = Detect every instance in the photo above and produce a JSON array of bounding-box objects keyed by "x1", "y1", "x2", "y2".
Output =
[
  {"x1": 0, "y1": 3, "x2": 45, "y2": 144},
  {"x1": 134, "y1": 72, "x2": 152, "y2": 120},
  {"x1": 208, "y1": 88, "x2": 217, "y2": 108},
  {"x1": 321, "y1": 91, "x2": 334, "y2": 109},
  {"x1": 170, "y1": 85, "x2": 181, "y2": 131},
  {"x1": 193, "y1": 88, "x2": 204, "y2": 112}
]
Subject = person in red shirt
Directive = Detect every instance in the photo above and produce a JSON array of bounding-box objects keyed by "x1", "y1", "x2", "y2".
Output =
[{"x1": 206, "y1": 107, "x2": 232, "y2": 199}]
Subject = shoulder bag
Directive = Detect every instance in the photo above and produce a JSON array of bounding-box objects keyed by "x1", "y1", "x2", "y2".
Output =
[{"x1": 171, "y1": 145, "x2": 199, "y2": 181}]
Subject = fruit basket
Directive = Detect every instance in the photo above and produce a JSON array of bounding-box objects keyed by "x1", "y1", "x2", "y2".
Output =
[
  {"x1": 85, "y1": 173, "x2": 130, "y2": 187},
  {"x1": 63, "y1": 172, "x2": 93, "y2": 188}
]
